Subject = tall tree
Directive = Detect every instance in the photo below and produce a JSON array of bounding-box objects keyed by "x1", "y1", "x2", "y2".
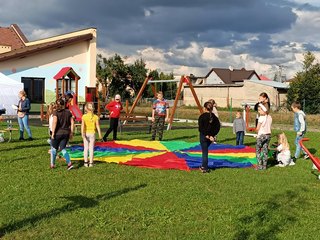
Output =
[{"x1": 287, "y1": 51, "x2": 320, "y2": 113}]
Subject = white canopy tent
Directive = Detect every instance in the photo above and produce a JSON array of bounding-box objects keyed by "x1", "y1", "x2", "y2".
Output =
[{"x1": 0, "y1": 72, "x2": 24, "y2": 116}]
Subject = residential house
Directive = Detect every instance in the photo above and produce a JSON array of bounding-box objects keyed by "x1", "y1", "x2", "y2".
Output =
[
  {"x1": 184, "y1": 67, "x2": 288, "y2": 108},
  {"x1": 0, "y1": 24, "x2": 97, "y2": 103}
]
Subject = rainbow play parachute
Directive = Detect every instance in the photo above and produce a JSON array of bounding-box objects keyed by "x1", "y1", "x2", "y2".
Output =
[{"x1": 66, "y1": 140, "x2": 257, "y2": 171}]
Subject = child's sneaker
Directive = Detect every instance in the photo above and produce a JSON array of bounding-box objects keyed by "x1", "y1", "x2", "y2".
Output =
[
  {"x1": 89, "y1": 163, "x2": 94, "y2": 167},
  {"x1": 289, "y1": 161, "x2": 296, "y2": 166},
  {"x1": 303, "y1": 154, "x2": 309, "y2": 160},
  {"x1": 67, "y1": 164, "x2": 74, "y2": 170},
  {"x1": 83, "y1": 162, "x2": 89, "y2": 167}
]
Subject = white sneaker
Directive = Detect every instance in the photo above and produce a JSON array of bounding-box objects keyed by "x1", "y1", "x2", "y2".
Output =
[
  {"x1": 289, "y1": 161, "x2": 296, "y2": 166},
  {"x1": 312, "y1": 164, "x2": 318, "y2": 170},
  {"x1": 276, "y1": 164, "x2": 285, "y2": 167},
  {"x1": 303, "y1": 154, "x2": 310, "y2": 160}
]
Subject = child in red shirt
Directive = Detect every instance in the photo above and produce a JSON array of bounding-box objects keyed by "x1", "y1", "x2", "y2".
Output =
[{"x1": 103, "y1": 94, "x2": 123, "y2": 141}]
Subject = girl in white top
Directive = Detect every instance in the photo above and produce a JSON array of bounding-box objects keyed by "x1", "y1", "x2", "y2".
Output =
[
  {"x1": 275, "y1": 132, "x2": 295, "y2": 167},
  {"x1": 255, "y1": 103, "x2": 272, "y2": 170}
]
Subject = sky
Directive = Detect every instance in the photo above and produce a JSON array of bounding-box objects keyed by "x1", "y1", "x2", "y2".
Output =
[{"x1": 1, "y1": 0, "x2": 320, "y2": 80}]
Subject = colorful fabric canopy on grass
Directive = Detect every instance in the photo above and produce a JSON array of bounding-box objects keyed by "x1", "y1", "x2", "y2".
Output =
[{"x1": 67, "y1": 139, "x2": 257, "y2": 171}]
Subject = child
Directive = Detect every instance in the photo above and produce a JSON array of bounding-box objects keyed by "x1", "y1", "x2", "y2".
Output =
[
  {"x1": 51, "y1": 98, "x2": 74, "y2": 170},
  {"x1": 233, "y1": 110, "x2": 246, "y2": 145},
  {"x1": 208, "y1": 99, "x2": 219, "y2": 143},
  {"x1": 103, "y1": 94, "x2": 123, "y2": 141},
  {"x1": 198, "y1": 101, "x2": 220, "y2": 173},
  {"x1": 151, "y1": 91, "x2": 169, "y2": 141},
  {"x1": 81, "y1": 102, "x2": 102, "y2": 167},
  {"x1": 47, "y1": 102, "x2": 56, "y2": 152},
  {"x1": 255, "y1": 103, "x2": 272, "y2": 170},
  {"x1": 254, "y1": 92, "x2": 270, "y2": 127},
  {"x1": 291, "y1": 101, "x2": 308, "y2": 161},
  {"x1": 274, "y1": 132, "x2": 295, "y2": 167},
  {"x1": 208, "y1": 99, "x2": 219, "y2": 118}
]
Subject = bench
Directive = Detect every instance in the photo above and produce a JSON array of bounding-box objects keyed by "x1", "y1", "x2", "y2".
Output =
[{"x1": 119, "y1": 115, "x2": 151, "y2": 133}]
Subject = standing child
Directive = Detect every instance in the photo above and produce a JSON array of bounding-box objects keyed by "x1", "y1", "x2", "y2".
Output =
[
  {"x1": 291, "y1": 101, "x2": 308, "y2": 161},
  {"x1": 275, "y1": 132, "x2": 295, "y2": 167},
  {"x1": 254, "y1": 92, "x2": 270, "y2": 127},
  {"x1": 47, "y1": 102, "x2": 56, "y2": 152},
  {"x1": 151, "y1": 91, "x2": 169, "y2": 141},
  {"x1": 255, "y1": 103, "x2": 272, "y2": 170},
  {"x1": 81, "y1": 102, "x2": 102, "y2": 167},
  {"x1": 198, "y1": 101, "x2": 220, "y2": 173},
  {"x1": 51, "y1": 99, "x2": 74, "y2": 170},
  {"x1": 233, "y1": 110, "x2": 246, "y2": 145},
  {"x1": 103, "y1": 94, "x2": 123, "y2": 141},
  {"x1": 208, "y1": 99, "x2": 219, "y2": 118}
]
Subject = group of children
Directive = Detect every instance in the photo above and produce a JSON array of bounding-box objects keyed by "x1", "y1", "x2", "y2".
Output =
[
  {"x1": 47, "y1": 97, "x2": 102, "y2": 170},
  {"x1": 231, "y1": 92, "x2": 308, "y2": 171},
  {"x1": 47, "y1": 90, "x2": 309, "y2": 172}
]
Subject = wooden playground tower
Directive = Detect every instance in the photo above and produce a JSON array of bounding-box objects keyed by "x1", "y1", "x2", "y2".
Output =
[{"x1": 126, "y1": 75, "x2": 203, "y2": 129}]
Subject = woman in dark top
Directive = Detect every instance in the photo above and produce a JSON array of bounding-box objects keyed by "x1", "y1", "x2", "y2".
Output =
[
  {"x1": 198, "y1": 101, "x2": 220, "y2": 173},
  {"x1": 17, "y1": 90, "x2": 33, "y2": 140},
  {"x1": 51, "y1": 98, "x2": 74, "y2": 170}
]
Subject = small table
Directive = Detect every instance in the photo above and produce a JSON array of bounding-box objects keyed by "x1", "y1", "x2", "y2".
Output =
[{"x1": 4, "y1": 128, "x2": 19, "y2": 142}]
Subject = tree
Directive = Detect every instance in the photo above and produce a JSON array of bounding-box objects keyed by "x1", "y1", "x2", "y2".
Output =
[
  {"x1": 287, "y1": 51, "x2": 320, "y2": 114},
  {"x1": 96, "y1": 54, "x2": 148, "y2": 100}
]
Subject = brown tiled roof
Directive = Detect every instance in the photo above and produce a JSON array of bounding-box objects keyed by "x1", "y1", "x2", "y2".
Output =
[
  {"x1": 206, "y1": 68, "x2": 260, "y2": 84},
  {"x1": 0, "y1": 25, "x2": 26, "y2": 49},
  {"x1": 0, "y1": 33, "x2": 93, "y2": 62}
]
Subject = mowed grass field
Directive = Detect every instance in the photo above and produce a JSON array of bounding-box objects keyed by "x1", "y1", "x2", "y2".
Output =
[{"x1": 0, "y1": 118, "x2": 319, "y2": 240}]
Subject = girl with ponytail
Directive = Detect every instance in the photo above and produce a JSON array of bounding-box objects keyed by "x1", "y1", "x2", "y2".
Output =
[
  {"x1": 81, "y1": 102, "x2": 102, "y2": 167},
  {"x1": 198, "y1": 101, "x2": 221, "y2": 173}
]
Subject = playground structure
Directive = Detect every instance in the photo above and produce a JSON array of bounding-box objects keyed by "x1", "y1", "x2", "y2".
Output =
[
  {"x1": 41, "y1": 67, "x2": 107, "y2": 122},
  {"x1": 126, "y1": 75, "x2": 203, "y2": 130},
  {"x1": 300, "y1": 138, "x2": 320, "y2": 172}
]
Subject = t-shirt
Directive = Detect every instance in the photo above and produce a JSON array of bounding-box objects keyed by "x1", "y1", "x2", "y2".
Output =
[
  {"x1": 153, "y1": 99, "x2": 169, "y2": 116},
  {"x1": 82, "y1": 113, "x2": 99, "y2": 134},
  {"x1": 257, "y1": 115, "x2": 272, "y2": 137},
  {"x1": 53, "y1": 109, "x2": 73, "y2": 135}
]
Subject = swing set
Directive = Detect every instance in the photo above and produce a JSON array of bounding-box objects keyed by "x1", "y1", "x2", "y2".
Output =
[{"x1": 126, "y1": 75, "x2": 203, "y2": 130}]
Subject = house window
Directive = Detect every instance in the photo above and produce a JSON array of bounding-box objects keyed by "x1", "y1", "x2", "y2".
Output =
[{"x1": 21, "y1": 77, "x2": 45, "y2": 103}]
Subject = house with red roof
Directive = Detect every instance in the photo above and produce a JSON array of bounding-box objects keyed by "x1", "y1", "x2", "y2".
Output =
[{"x1": 0, "y1": 24, "x2": 96, "y2": 103}]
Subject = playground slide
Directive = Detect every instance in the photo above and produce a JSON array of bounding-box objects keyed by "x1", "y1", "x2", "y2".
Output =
[
  {"x1": 69, "y1": 103, "x2": 83, "y2": 122},
  {"x1": 300, "y1": 138, "x2": 320, "y2": 171}
]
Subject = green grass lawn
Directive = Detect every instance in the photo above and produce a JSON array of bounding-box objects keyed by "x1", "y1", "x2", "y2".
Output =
[{"x1": 0, "y1": 120, "x2": 319, "y2": 240}]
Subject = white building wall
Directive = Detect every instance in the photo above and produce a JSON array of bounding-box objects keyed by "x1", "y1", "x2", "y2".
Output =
[{"x1": 0, "y1": 32, "x2": 97, "y2": 103}]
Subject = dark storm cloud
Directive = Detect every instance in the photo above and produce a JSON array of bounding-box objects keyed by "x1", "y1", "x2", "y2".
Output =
[
  {"x1": 232, "y1": 34, "x2": 276, "y2": 59},
  {"x1": 0, "y1": 0, "x2": 317, "y2": 62}
]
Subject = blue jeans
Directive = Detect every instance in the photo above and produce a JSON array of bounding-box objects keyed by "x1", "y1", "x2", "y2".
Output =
[
  {"x1": 17, "y1": 115, "x2": 32, "y2": 138},
  {"x1": 236, "y1": 131, "x2": 244, "y2": 145},
  {"x1": 294, "y1": 134, "x2": 306, "y2": 158},
  {"x1": 200, "y1": 132, "x2": 212, "y2": 170}
]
